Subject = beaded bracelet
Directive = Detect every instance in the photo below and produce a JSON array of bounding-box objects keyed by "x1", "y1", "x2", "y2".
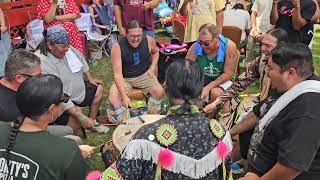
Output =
[{"x1": 80, "y1": 114, "x2": 87, "y2": 123}]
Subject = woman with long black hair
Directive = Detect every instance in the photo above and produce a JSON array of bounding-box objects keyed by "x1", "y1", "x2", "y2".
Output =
[{"x1": 0, "y1": 74, "x2": 91, "y2": 180}]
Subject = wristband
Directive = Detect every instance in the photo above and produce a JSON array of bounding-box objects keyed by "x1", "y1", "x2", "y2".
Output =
[{"x1": 80, "y1": 114, "x2": 87, "y2": 123}]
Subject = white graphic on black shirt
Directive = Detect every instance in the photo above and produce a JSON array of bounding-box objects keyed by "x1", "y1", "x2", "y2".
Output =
[{"x1": 0, "y1": 150, "x2": 39, "y2": 180}]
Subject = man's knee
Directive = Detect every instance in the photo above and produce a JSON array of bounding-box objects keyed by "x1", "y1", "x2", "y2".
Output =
[
  {"x1": 150, "y1": 85, "x2": 164, "y2": 99},
  {"x1": 108, "y1": 84, "x2": 122, "y2": 108},
  {"x1": 94, "y1": 85, "x2": 104, "y2": 101}
]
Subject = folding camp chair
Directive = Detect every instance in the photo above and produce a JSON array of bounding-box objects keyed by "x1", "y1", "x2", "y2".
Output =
[{"x1": 79, "y1": 4, "x2": 112, "y2": 61}]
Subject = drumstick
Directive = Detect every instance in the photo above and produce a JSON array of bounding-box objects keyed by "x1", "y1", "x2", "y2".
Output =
[
  {"x1": 93, "y1": 143, "x2": 105, "y2": 149},
  {"x1": 137, "y1": 116, "x2": 145, "y2": 123}
]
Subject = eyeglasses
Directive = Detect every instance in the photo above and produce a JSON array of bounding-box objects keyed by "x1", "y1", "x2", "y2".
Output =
[
  {"x1": 58, "y1": 93, "x2": 70, "y2": 104},
  {"x1": 17, "y1": 73, "x2": 41, "y2": 78},
  {"x1": 128, "y1": 34, "x2": 143, "y2": 39}
]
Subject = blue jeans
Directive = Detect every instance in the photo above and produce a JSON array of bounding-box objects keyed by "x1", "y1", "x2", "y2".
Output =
[{"x1": 143, "y1": 29, "x2": 156, "y2": 40}]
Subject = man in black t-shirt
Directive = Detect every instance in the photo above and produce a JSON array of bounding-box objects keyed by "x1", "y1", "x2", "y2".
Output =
[
  {"x1": 239, "y1": 43, "x2": 320, "y2": 180},
  {"x1": 0, "y1": 49, "x2": 73, "y2": 137},
  {"x1": 0, "y1": 50, "x2": 42, "y2": 123},
  {"x1": 270, "y1": 0, "x2": 318, "y2": 44}
]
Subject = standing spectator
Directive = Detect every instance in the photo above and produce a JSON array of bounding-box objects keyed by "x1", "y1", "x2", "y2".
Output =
[
  {"x1": 113, "y1": 0, "x2": 161, "y2": 39},
  {"x1": 223, "y1": 3, "x2": 251, "y2": 48},
  {"x1": 37, "y1": 0, "x2": 85, "y2": 55},
  {"x1": 178, "y1": 0, "x2": 225, "y2": 44},
  {"x1": 270, "y1": 0, "x2": 318, "y2": 44},
  {"x1": 245, "y1": 0, "x2": 273, "y2": 63},
  {"x1": 0, "y1": 8, "x2": 11, "y2": 77}
]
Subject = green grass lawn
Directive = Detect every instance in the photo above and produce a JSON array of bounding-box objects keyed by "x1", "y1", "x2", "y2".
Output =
[{"x1": 84, "y1": 25, "x2": 320, "y2": 171}]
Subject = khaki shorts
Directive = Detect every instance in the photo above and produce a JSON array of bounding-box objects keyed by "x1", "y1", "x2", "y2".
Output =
[{"x1": 113, "y1": 71, "x2": 162, "y2": 95}]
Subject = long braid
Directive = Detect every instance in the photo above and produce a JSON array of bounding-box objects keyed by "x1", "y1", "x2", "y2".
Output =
[
  {"x1": 176, "y1": 95, "x2": 192, "y2": 115},
  {"x1": 4, "y1": 116, "x2": 24, "y2": 166}
]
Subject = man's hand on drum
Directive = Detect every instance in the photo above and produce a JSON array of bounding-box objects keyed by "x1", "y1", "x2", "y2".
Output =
[
  {"x1": 203, "y1": 98, "x2": 221, "y2": 113},
  {"x1": 201, "y1": 85, "x2": 211, "y2": 99},
  {"x1": 81, "y1": 116, "x2": 95, "y2": 129},
  {"x1": 122, "y1": 95, "x2": 130, "y2": 108},
  {"x1": 79, "y1": 145, "x2": 94, "y2": 158}
]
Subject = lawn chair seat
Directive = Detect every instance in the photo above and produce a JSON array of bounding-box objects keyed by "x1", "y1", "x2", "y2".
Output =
[{"x1": 222, "y1": 26, "x2": 242, "y2": 50}]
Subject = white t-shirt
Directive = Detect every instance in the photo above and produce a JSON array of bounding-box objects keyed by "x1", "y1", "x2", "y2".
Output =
[
  {"x1": 223, "y1": 9, "x2": 251, "y2": 41},
  {"x1": 251, "y1": 0, "x2": 274, "y2": 33}
]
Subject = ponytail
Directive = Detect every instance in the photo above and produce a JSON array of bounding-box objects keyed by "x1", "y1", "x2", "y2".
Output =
[{"x1": 36, "y1": 29, "x2": 50, "y2": 56}]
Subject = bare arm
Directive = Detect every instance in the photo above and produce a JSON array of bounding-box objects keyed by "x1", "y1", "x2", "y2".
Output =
[
  {"x1": 88, "y1": 6, "x2": 98, "y2": 21},
  {"x1": 185, "y1": 43, "x2": 197, "y2": 61},
  {"x1": 114, "y1": 5, "x2": 123, "y2": 30},
  {"x1": 43, "y1": 2, "x2": 58, "y2": 23},
  {"x1": 111, "y1": 43, "x2": 126, "y2": 98},
  {"x1": 178, "y1": 0, "x2": 189, "y2": 16},
  {"x1": 55, "y1": 13, "x2": 79, "y2": 21},
  {"x1": 291, "y1": 1, "x2": 308, "y2": 30},
  {"x1": 0, "y1": 8, "x2": 6, "y2": 32},
  {"x1": 144, "y1": 0, "x2": 162, "y2": 9},
  {"x1": 229, "y1": 111, "x2": 259, "y2": 137},
  {"x1": 206, "y1": 41, "x2": 237, "y2": 89},
  {"x1": 68, "y1": 106, "x2": 85, "y2": 122},
  {"x1": 251, "y1": 11, "x2": 258, "y2": 30},
  {"x1": 0, "y1": 9, "x2": 5, "y2": 27},
  {"x1": 216, "y1": 9, "x2": 224, "y2": 34},
  {"x1": 312, "y1": 0, "x2": 320, "y2": 22},
  {"x1": 270, "y1": 1, "x2": 279, "y2": 25},
  {"x1": 147, "y1": 36, "x2": 159, "y2": 73}
]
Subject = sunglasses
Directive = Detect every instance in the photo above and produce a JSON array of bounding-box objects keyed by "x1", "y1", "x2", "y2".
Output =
[
  {"x1": 198, "y1": 39, "x2": 213, "y2": 46},
  {"x1": 58, "y1": 93, "x2": 70, "y2": 104},
  {"x1": 198, "y1": 35, "x2": 218, "y2": 47}
]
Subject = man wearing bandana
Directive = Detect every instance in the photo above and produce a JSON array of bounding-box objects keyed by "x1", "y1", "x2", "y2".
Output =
[{"x1": 36, "y1": 25, "x2": 109, "y2": 134}]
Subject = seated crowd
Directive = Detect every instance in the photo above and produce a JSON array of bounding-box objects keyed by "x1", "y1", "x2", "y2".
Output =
[{"x1": 0, "y1": 0, "x2": 320, "y2": 178}]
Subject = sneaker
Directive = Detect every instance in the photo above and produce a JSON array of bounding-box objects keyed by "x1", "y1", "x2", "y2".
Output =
[
  {"x1": 85, "y1": 121, "x2": 110, "y2": 134},
  {"x1": 92, "y1": 124, "x2": 110, "y2": 134}
]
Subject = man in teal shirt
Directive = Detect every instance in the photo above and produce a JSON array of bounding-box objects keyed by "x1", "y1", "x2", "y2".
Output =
[{"x1": 186, "y1": 23, "x2": 238, "y2": 103}]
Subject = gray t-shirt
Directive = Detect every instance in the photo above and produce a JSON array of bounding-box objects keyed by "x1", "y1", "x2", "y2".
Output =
[{"x1": 37, "y1": 47, "x2": 89, "y2": 110}]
